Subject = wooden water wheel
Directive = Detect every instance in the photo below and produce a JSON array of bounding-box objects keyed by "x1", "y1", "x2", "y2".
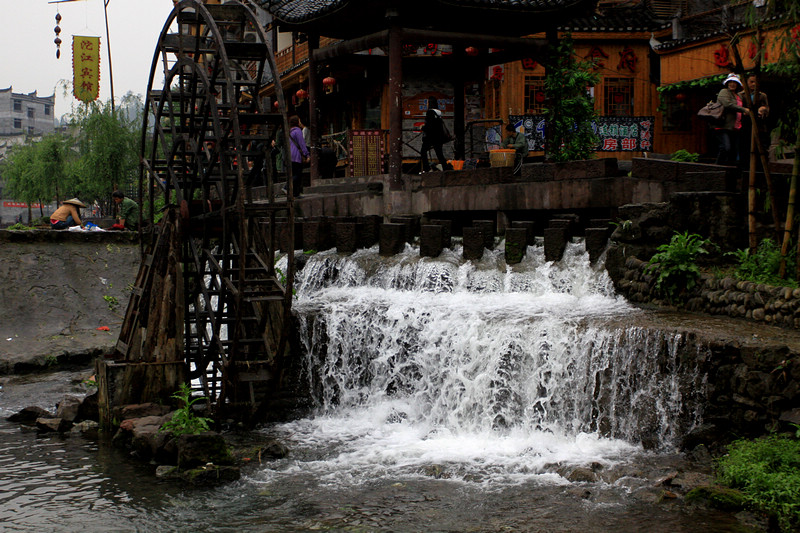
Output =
[{"x1": 113, "y1": 0, "x2": 295, "y2": 418}]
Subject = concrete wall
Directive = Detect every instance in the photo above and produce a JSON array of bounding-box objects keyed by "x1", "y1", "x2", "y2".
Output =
[{"x1": 0, "y1": 230, "x2": 139, "y2": 373}]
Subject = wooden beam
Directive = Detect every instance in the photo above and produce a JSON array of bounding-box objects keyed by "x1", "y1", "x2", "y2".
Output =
[
  {"x1": 312, "y1": 30, "x2": 390, "y2": 62},
  {"x1": 312, "y1": 28, "x2": 548, "y2": 62}
]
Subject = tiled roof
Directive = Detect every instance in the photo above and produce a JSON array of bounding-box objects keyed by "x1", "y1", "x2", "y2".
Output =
[
  {"x1": 558, "y1": 4, "x2": 672, "y2": 32},
  {"x1": 258, "y1": 0, "x2": 596, "y2": 33}
]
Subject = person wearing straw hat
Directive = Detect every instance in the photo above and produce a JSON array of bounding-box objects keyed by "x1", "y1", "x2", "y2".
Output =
[
  {"x1": 714, "y1": 73, "x2": 750, "y2": 166},
  {"x1": 50, "y1": 198, "x2": 86, "y2": 230}
]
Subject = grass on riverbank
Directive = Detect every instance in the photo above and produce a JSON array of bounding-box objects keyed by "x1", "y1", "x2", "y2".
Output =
[{"x1": 715, "y1": 432, "x2": 800, "y2": 532}]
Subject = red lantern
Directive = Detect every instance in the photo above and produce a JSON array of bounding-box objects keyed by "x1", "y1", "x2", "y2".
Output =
[
  {"x1": 322, "y1": 76, "x2": 336, "y2": 94},
  {"x1": 296, "y1": 88, "x2": 308, "y2": 103},
  {"x1": 674, "y1": 92, "x2": 687, "y2": 102},
  {"x1": 273, "y1": 100, "x2": 279, "y2": 110},
  {"x1": 534, "y1": 90, "x2": 546, "y2": 103},
  {"x1": 465, "y1": 46, "x2": 479, "y2": 56}
]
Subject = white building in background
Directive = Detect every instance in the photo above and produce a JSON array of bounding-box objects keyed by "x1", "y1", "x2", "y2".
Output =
[{"x1": 0, "y1": 86, "x2": 56, "y2": 136}]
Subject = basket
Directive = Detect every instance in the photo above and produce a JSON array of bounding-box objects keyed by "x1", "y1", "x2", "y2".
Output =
[{"x1": 489, "y1": 149, "x2": 516, "y2": 168}]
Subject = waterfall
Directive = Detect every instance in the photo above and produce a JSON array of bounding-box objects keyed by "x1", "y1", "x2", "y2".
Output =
[{"x1": 273, "y1": 242, "x2": 706, "y2": 485}]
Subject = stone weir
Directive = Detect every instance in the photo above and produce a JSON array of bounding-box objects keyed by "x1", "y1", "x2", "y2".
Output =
[{"x1": 0, "y1": 230, "x2": 140, "y2": 374}]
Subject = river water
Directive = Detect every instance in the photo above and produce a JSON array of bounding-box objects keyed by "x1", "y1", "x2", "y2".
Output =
[{"x1": 0, "y1": 242, "x2": 764, "y2": 532}]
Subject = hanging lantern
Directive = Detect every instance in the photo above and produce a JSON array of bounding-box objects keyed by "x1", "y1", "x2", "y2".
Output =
[
  {"x1": 534, "y1": 90, "x2": 546, "y2": 103},
  {"x1": 322, "y1": 76, "x2": 336, "y2": 94},
  {"x1": 674, "y1": 92, "x2": 687, "y2": 102},
  {"x1": 465, "y1": 46, "x2": 479, "y2": 56},
  {"x1": 273, "y1": 100, "x2": 279, "y2": 110},
  {"x1": 54, "y1": 13, "x2": 62, "y2": 59},
  {"x1": 296, "y1": 88, "x2": 308, "y2": 103}
]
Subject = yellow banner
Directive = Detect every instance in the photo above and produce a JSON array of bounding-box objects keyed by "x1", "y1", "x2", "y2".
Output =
[{"x1": 73, "y1": 35, "x2": 101, "y2": 103}]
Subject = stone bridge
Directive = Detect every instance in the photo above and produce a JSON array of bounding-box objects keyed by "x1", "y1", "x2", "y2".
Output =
[{"x1": 287, "y1": 158, "x2": 737, "y2": 222}]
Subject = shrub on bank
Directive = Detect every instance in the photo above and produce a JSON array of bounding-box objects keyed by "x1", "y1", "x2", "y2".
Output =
[{"x1": 716, "y1": 434, "x2": 800, "y2": 532}]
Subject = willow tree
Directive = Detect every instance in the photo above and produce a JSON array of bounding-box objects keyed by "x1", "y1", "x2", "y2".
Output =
[
  {"x1": 1, "y1": 133, "x2": 73, "y2": 222},
  {"x1": 69, "y1": 94, "x2": 141, "y2": 209}
]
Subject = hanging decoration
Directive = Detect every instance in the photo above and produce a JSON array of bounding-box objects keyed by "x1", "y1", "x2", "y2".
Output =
[
  {"x1": 322, "y1": 76, "x2": 336, "y2": 94},
  {"x1": 295, "y1": 88, "x2": 308, "y2": 103},
  {"x1": 465, "y1": 46, "x2": 479, "y2": 56},
  {"x1": 73, "y1": 35, "x2": 101, "y2": 103},
  {"x1": 54, "y1": 13, "x2": 62, "y2": 58}
]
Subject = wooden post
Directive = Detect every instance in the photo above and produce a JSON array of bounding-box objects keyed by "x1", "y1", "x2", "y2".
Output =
[
  {"x1": 308, "y1": 33, "x2": 320, "y2": 183},
  {"x1": 388, "y1": 21, "x2": 403, "y2": 190}
]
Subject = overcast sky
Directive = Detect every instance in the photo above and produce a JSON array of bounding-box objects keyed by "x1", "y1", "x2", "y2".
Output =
[{"x1": 1, "y1": 0, "x2": 175, "y2": 121}]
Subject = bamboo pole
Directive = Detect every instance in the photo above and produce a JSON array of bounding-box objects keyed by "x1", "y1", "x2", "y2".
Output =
[
  {"x1": 779, "y1": 141, "x2": 799, "y2": 278},
  {"x1": 730, "y1": 36, "x2": 782, "y2": 247}
]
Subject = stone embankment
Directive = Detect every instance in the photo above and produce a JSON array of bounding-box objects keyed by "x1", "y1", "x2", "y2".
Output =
[
  {"x1": 0, "y1": 230, "x2": 140, "y2": 374},
  {"x1": 604, "y1": 192, "x2": 799, "y2": 330}
]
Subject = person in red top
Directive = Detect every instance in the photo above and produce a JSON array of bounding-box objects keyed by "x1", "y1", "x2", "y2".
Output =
[{"x1": 50, "y1": 198, "x2": 86, "y2": 229}]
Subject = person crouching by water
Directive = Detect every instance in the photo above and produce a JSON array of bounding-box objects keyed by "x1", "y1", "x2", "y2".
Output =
[
  {"x1": 502, "y1": 123, "x2": 529, "y2": 176},
  {"x1": 50, "y1": 198, "x2": 86, "y2": 229},
  {"x1": 111, "y1": 190, "x2": 139, "y2": 231}
]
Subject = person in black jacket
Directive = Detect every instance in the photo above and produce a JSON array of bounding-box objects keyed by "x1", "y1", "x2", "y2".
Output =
[{"x1": 420, "y1": 96, "x2": 449, "y2": 173}]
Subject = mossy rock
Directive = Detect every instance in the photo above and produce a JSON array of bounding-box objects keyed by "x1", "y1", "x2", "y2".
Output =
[
  {"x1": 182, "y1": 464, "x2": 241, "y2": 486},
  {"x1": 685, "y1": 485, "x2": 747, "y2": 511}
]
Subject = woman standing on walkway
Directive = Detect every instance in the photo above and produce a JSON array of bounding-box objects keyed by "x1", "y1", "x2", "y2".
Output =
[{"x1": 714, "y1": 73, "x2": 749, "y2": 166}]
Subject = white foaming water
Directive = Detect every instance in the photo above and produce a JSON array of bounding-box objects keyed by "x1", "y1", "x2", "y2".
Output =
[{"x1": 265, "y1": 242, "x2": 704, "y2": 487}]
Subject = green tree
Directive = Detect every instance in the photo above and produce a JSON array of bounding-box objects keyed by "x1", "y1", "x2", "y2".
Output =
[
  {"x1": 543, "y1": 35, "x2": 600, "y2": 162},
  {"x1": 1, "y1": 132, "x2": 74, "y2": 222},
  {"x1": 68, "y1": 94, "x2": 141, "y2": 204}
]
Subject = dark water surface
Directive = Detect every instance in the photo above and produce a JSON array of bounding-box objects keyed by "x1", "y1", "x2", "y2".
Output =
[{"x1": 0, "y1": 369, "x2": 757, "y2": 532}]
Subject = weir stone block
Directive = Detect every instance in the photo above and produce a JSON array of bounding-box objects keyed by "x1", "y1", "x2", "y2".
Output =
[
  {"x1": 336, "y1": 222, "x2": 358, "y2": 254},
  {"x1": 380, "y1": 223, "x2": 406, "y2": 256},
  {"x1": 504, "y1": 228, "x2": 528, "y2": 264},
  {"x1": 511, "y1": 220, "x2": 537, "y2": 245},
  {"x1": 585, "y1": 228, "x2": 609, "y2": 263},
  {"x1": 429, "y1": 219, "x2": 452, "y2": 249},
  {"x1": 544, "y1": 227, "x2": 568, "y2": 262},
  {"x1": 274, "y1": 220, "x2": 303, "y2": 252},
  {"x1": 472, "y1": 220, "x2": 495, "y2": 250},
  {"x1": 358, "y1": 215, "x2": 381, "y2": 249},
  {"x1": 463, "y1": 227, "x2": 485, "y2": 260},
  {"x1": 548, "y1": 218, "x2": 573, "y2": 239},
  {"x1": 420, "y1": 225, "x2": 444, "y2": 258}
]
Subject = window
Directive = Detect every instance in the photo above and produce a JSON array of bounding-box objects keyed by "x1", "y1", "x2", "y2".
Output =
[
  {"x1": 13, "y1": 118, "x2": 22, "y2": 129},
  {"x1": 44, "y1": 105, "x2": 52, "y2": 116},
  {"x1": 604, "y1": 78, "x2": 633, "y2": 116},
  {"x1": 661, "y1": 93, "x2": 692, "y2": 132},
  {"x1": 13, "y1": 99, "x2": 22, "y2": 112},
  {"x1": 27, "y1": 108, "x2": 35, "y2": 119},
  {"x1": 523, "y1": 76, "x2": 546, "y2": 114}
]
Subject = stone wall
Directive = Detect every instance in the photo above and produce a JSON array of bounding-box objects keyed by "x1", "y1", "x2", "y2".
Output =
[
  {"x1": 0, "y1": 230, "x2": 140, "y2": 373},
  {"x1": 604, "y1": 190, "x2": 800, "y2": 330},
  {"x1": 616, "y1": 256, "x2": 800, "y2": 329}
]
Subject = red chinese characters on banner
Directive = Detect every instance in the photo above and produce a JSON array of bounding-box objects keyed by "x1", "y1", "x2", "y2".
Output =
[
  {"x1": 585, "y1": 46, "x2": 609, "y2": 68},
  {"x1": 713, "y1": 44, "x2": 733, "y2": 68},
  {"x1": 489, "y1": 65, "x2": 504, "y2": 82},
  {"x1": 521, "y1": 58, "x2": 538, "y2": 70},
  {"x1": 617, "y1": 46, "x2": 638, "y2": 72},
  {"x1": 601, "y1": 138, "x2": 618, "y2": 151},
  {"x1": 73, "y1": 35, "x2": 100, "y2": 103}
]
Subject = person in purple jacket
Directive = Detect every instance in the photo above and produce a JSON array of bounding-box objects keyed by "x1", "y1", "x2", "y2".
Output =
[{"x1": 287, "y1": 115, "x2": 309, "y2": 198}]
